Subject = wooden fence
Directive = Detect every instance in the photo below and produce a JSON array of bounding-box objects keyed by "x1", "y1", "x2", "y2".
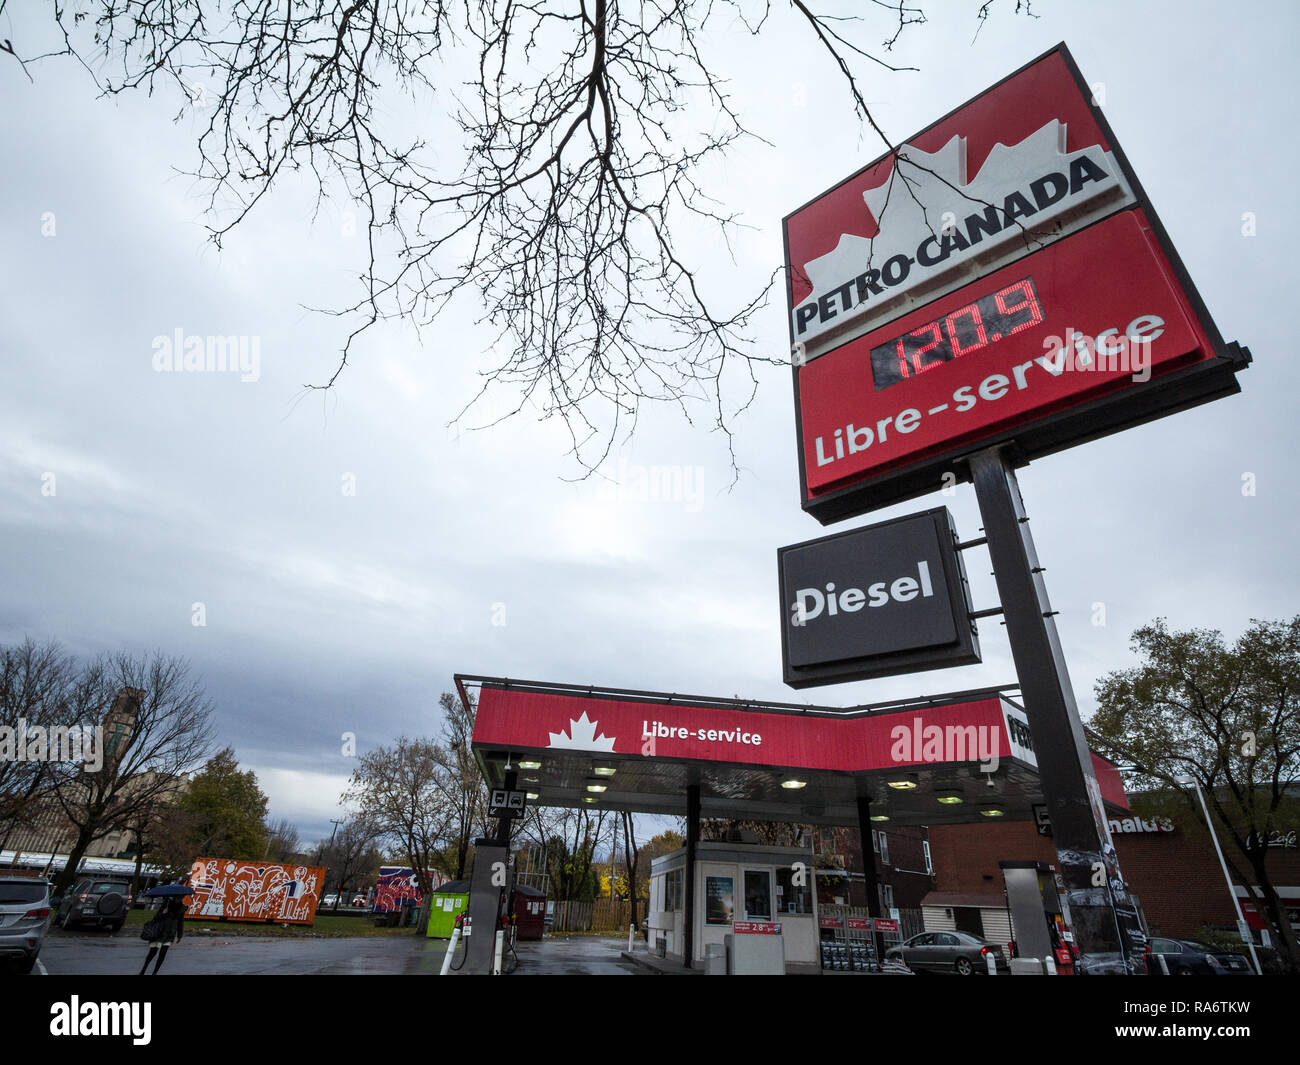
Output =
[{"x1": 549, "y1": 898, "x2": 636, "y2": 933}]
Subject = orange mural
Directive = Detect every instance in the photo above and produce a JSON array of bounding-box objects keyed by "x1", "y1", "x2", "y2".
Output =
[{"x1": 186, "y1": 859, "x2": 325, "y2": 925}]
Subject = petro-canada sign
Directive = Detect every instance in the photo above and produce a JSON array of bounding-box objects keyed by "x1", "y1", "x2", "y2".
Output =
[{"x1": 784, "y1": 44, "x2": 1250, "y2": 523}]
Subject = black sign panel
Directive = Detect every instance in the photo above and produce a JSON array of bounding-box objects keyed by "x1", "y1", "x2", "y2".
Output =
[
  {"x1": 778, "y1": 507, "x2": 979, "y2": 688},
  {"x1": 1033, "y1": 804, "x2": 1054, "y2": 838},
  {"x1": 489, "y1": 789, "x2": 527, "y2": 819}
]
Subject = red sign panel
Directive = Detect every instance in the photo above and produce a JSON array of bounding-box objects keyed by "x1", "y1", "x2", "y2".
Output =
[
  {"x1": 873, "y1": 918, "x2": 900, "y2": 933},
  {"x1": 799, "y1": 210, "x2": 1203, "y2": 496},
  {"x1": 734, "y1": 921, "x2": 782, "y2": 935},
  {"x1": 784, "y1": 45, "x2": 1247, "y2": 521},
  {"x1": 475, "y1": 686, "x2": 1021, "y2": 774},
  {"x1": 471, "y1": 684, "x2": 1131, "y2": 810},
  {"x1": 846, "y1": 917, "x2": 872, "y2": 931}
]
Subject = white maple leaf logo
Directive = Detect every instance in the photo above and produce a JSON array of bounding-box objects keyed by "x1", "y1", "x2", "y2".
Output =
[
  {"x1": 547, "y1": 711, "x2": 617, "y2": 752},
  {"x1": 795, "y1": 118, "x2": 1130, "y2": 346}
]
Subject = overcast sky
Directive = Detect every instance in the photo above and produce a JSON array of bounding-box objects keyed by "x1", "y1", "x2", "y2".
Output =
[{"x1": 2, "y1": 2, "x2": 1296, "y2": 846}]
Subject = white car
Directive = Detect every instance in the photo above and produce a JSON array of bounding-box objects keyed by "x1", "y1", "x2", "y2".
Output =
[{"x1": 0, "y1": 876, "x2": 52, "y2": 974}]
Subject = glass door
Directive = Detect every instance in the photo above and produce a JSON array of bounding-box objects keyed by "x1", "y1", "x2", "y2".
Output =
[{"x1": 742, "y1": 869, "x2": 774, "y2": 921}]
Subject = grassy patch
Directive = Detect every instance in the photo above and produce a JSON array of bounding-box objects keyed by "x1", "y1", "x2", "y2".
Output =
[{"x1": 125, "y1": 907, "x2": 420, "y2": 938}]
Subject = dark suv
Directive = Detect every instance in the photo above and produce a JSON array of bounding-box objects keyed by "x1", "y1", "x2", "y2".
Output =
[{"x1": 54, "y1": 878, "x2": 131, "y2": 933}]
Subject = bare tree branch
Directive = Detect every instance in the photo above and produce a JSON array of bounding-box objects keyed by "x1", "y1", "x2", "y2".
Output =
[{"x1": 8, "y1": 1, "x2": 1029, "y2": 475}]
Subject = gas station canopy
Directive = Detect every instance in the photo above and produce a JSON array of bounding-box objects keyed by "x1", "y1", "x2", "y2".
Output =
[{"x1": 460, "y1": 676, "x2": 1129, "y2": 827}]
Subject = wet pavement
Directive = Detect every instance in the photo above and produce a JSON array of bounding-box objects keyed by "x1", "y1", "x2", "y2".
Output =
[
  {"x1": 36, "y1": 929, "x2": 641, "y2": 976},
  {"x1": 511, "y1": 935, "x2": 641, "y2": 976}
]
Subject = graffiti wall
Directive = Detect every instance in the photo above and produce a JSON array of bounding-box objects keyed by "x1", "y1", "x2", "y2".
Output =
[
  {"x1": 373, "y1": 866, "x2": 449, "y2": 912},
  {"x1": 187, "y1": 859, "x2": 325, "y2": 925}
]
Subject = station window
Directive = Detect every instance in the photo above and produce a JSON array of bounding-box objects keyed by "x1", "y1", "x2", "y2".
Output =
[
  {"x1": 922, "y1": 840, "x2": 933, "y2": 875},
  {"x1": 878, "y1": 832, "x2": 889, "y2": 865},
  {"x1": 879, "y1": 884, "x2": 895, "y2": 912},
  {"x1": 665, "y1": 868, "x2": 684, "y2": 911},
  {"x1": 775, "y1": 866, "x2": 813, "y2": 915}
]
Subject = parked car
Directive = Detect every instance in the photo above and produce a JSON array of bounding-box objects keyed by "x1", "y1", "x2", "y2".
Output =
[
  {"x1": 1144, "y1": 937, "x2": 1253, "y2": 975},
  {"x1": 885, "y1": 930, "x2": 1009, "y2": 975},
  {"x1": 321, "y1": 893, "x2": 340, "y2": 907},
  {"x1": 0, "y1": 876, "x2": 53, "y2": 973},
  {"x1": 53, "y1": 878, "x2": 131, "y2": 933},
  {"x1": 351, "y1": 894, "x2": 367, "y2": 907}
]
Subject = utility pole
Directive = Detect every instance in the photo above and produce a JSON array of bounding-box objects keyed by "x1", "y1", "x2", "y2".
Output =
[
  {"x1": 1179, "y1": 777, "x2": 1263, "y2": 975},
  {"x1": 321, "y1": 818, "x2": 343, "y2": 907}
]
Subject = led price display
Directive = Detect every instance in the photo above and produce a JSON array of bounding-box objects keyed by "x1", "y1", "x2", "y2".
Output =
[{"x1": 869, "y1": 277, "x2": 1045, "y2": 391}]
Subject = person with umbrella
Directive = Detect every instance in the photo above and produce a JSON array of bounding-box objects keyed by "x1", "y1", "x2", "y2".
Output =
[{"x1": 139, "y1": 881, "x2": 192, "y2": 975}]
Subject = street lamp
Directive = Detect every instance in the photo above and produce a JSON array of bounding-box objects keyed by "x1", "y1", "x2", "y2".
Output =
[{"x1": 1174, "y1": 775, "x2": 1262, "y2": 976}]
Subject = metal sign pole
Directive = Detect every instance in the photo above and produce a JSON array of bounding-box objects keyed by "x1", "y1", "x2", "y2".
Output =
[
  {"x1": 968, "y1": 447, "x2": 1144, "y2": 974},
  {"x1": 683, "y1": 783, "x2": 700, "y2": 969},
  {"x1": 855, "y1": 795, "x2": 887, "y2": 966}
]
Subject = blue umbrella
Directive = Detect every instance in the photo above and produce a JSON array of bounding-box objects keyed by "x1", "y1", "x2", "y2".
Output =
[{"x1": 145, "y1": 884, "x2": 195, "y2": 897}]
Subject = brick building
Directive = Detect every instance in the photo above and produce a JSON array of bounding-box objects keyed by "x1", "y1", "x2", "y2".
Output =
[
  {"x1": 815, "y1": 824, "x2": 935, "y2": 913},
  {"x1": 927, "y1": 812, "x2": 1300, "y2": 944}
]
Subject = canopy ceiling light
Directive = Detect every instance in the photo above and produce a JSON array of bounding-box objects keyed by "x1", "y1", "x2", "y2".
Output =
[
  {"x1": 518, "y1": 760, "x2": 542, "y2": 770},
  {"x1": 886, "y1": 774, "x2": 919, "y2": 790},
  {"x1": 936, "y1": 790, "x2": 964, "y2": 805},
  {"x1": 781, "y1": 779, "x2": 807, "y2": 790}
]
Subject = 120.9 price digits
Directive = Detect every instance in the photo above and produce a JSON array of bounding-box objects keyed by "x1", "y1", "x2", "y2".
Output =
[{"x1": 869, "y1": 277, "x2": 1046, "y2": 391}]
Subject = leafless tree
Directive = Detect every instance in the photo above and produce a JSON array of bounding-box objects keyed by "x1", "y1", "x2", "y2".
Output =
[
  {"x1": 3, "y1": 1, "x2": 1031, "y2": 476},
  {"x1": 342, "y1": 736, "x2": 458, "y2": 930},
  {"x1": 433, "y1": 689, "x2": 490, "y2": 880},
  {"x1": 316, "y1": 813, "x2": 384, "y2": 907},
  {"x1": 517, "y1": 802, "x2": 608, "y2": 900},
  {"x1": 132, "y1": 800, "x2": 201, "y2": 882},
  {"x1": 0, "y1": 638, "x2": 76, "y2": 855},
  {"x1": 265, "y1": 816, "x2": 302, "y2": 862},
  {"x1": 48, "y1": 650, "x2": 216, "y2": 896}
]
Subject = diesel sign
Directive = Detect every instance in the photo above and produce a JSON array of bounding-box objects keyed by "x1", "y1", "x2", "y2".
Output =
[
  {"x1": 794, "y1": 561, "x2": 937, "y2": 623},
  {"x1": 778, "y1": 508, "x2": 980, "y2": 688}
]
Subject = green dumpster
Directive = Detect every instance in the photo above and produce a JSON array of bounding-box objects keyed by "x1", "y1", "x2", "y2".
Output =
[{"x1": 426, "y1": 880, "x2": 471, "y2": 939}]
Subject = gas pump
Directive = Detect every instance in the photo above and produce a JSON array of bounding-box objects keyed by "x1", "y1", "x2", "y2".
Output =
[
  {"x1": 1047, "y1": 908, "x2": 1078, "y2": 975},
  {"x1": 441, "y1": 912, "x2": 471, "y2": 974},
  {"x1": 459, "y1": 839, "x2": 510, "y2": 974},
  {"x1": 1000, "y1": 861, "x2": 1078, "y2": 975},
  {"x1": 497, "y1": 908, "x2": 519, "y2": 974}
]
